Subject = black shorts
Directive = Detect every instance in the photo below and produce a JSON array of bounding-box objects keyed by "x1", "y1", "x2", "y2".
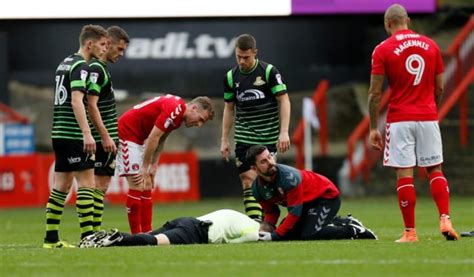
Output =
[
  {"x1": 150, "y1": 217, "x2": 210, "y2": 244},
  {"x1": 283, "y1": 197, "x2": 341, "y2": 240},
  {"x1": 53, "y1": 138, "x2": 95, "y2": 172},
  {"x1": 234, "y1": 143, "x2": 277, "y2": 174},
  {"x1": 94, "y1": 141, "x2": 118, "y2": 176}
]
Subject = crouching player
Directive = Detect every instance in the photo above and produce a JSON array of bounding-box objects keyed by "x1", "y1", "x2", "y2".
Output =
[{"x1": 246, "y1": 145, "x2": 377, "y2": 241}]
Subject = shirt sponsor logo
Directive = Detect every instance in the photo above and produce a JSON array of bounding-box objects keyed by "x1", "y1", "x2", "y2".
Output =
[
  {"x1": 420, "y1": 155, "x2": 441, "y2": 162},
  {"x1": 126, "y1": 32, "x2": 237, "y2": 59},
  {"x1": 253, "y1": 76, "x2": 266, "y2": 86},
  {"x1": 236, "y1": 89, "x2": 265, "y2": 102},
  {"x1": 395, "y1": 33, "x2": 420, "y2": 41}
]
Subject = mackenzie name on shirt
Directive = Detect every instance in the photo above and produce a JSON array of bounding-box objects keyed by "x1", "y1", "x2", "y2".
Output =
[{"x1": 393, "y1": 39, "x2": 430, "y2": 56}]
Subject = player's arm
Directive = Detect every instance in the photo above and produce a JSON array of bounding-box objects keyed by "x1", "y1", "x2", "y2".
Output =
[
  {"x1": 434, "y1": 44, "x2": 445, "y2": 108},
  {"x1": 71, "y1": 91, "x2": 95, "y2": 154},
  {"x1": 221, "y1": 101, "x2": 235, "y2": 162},
  {"x1": 271, "y1": 169, "x2": 304, "y2": 240},
  {"x1": 434, "y1": 73, "x2": 444, "y2": 108},
  {"x1": 87, "y1": 67, "x2": 116, "y2": 153},
  {"x1": 368, "y1": 74, "x2": 384, "y2": 151},
  {"x1": 275, "y1": 93, "x2": 291, "y2": 153},
  {"x1": 268, "y1": 66, "x2": 290, "y2": 153},
  {"x1": 228, "y1": 227, "x2": 259, "y2": 243},
  {"x1": 142, "y1": 126, "x2": 166, "y2": 181},
  {"x1": 70, "y1": 63, "x2": 95, "y2": 154},
  {"x1": 252, "y1": 183, "x2": 281, "y2": 225},
  {"x1": 148, "y1": 132, "x2": 170, "y2": 184},
  {"x1": 87, "y1": 95, "x2": 115, "y2": 153}
]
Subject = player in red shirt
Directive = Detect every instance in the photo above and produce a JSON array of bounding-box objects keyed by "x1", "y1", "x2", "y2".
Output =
[
  {"x1": 117, "y1": 94, "x2": 214, "y2": 234},
  {"x1": 247, "y1": 145, "x2": 377, "y2": 241},
  {"x1": 368, "y1": 4, "x2": 459, "y2": 242}
]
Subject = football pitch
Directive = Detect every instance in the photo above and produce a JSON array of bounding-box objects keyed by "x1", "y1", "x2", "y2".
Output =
[{"x1": 1, "y1": 197, "x2": 473, "y2": 276}]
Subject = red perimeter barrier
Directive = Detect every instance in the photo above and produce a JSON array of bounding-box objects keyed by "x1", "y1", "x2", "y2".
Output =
[{"x1": 0, "y1": 152, "x2": 199, "y2": 208}]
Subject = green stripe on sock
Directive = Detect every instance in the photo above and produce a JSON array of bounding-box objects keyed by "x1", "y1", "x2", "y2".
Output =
[
  {"x1": 76, "y1": 188, "x2": 94, "y2": 238},
  {"x1": 93, "y1": 188, "x2": 105, "y2": 231},
  {"x1": 243, "y1": 188, "x2": 262, "y2": 221},
  {"x1": 44, "y1": 189, "x2": 67, "y2": 243}
]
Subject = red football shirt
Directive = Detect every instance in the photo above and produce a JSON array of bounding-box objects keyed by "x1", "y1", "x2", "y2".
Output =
[
  {"x1": 118, "y1": 94, "x2": 186, "y2": 144},
  {"x1": 371, "y1": 29, "x2": 444, "y2": 123}
]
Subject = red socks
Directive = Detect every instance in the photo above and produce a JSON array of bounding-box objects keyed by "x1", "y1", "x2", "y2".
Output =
[
  {"x1": 396, "y1": 177, "x2": 416, "y2": 229},
  {"x1": 141, "y1": 190, "x2": 153, "y2": 233},
  {"x1": 126, "y1": 189, "x2": 142, "y2": 234},
  {"x1": 429, "y1": 171, "x2": 450, "y2": 216},
  {"x1": 126, "y1": 189, "x2": 153, "y2": 234}
]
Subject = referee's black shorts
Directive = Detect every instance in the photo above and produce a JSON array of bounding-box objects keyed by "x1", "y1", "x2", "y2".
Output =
[{"x1": 150, "y1": 217, "x2": 211, "y2": 244}]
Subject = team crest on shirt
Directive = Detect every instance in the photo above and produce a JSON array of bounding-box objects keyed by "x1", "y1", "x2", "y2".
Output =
[
  {"x1": 80, "y1": 70, "x2": 88, "y2": 81},
  {"x1": 89, "y1": 72, "x2": 99, "y2": 84},
  {"x1": 253, "y1": 76, "x2": 266, "y2": 86},
  {"x1": 132, "y1": 163, "x2": 140, "y2": 171}
]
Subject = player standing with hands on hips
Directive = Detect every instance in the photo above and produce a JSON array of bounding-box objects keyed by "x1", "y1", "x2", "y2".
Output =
[
  {"x1": 220, "y1": 34, "x2": 291, "y2": 222},
  {"x1": 368, "y1": 4, "x2": 459, "y2": 242}
]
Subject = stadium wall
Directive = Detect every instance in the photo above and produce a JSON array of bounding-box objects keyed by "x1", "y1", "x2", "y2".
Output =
[{"x1": 0, "y1": 16, "x2": 389, "y2": 97}]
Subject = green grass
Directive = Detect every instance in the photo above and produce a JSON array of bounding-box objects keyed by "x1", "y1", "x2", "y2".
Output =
[{"x1": 0, "y1": 197, "x2": 473, "y2": 276}]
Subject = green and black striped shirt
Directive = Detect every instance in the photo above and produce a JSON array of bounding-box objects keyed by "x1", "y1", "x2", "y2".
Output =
[
  {"x1": 223, "y1": 60, "x2": 287, "y2": 145},
  {"x1": 52, "y1": 53, "x2": 89, "y2": 140},
  {"x1": 87, "y1": 59, "x2": 119, "y2": 141}
]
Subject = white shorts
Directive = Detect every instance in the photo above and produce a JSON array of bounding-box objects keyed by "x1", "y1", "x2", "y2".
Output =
[
  {"x1": 383, "y1": 121, "x2": 443, "y2": 168},
  {"x1": 117, "y1": 140, "x2": 144, "y2": 176}
]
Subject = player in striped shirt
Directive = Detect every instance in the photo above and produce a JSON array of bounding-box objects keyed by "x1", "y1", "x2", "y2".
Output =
[
  {"x1": 43, "y1": 25, "x2": 108, "y2": 248},
  {"x1": 86, "y1": 26, "x2": 129, "y2": 232},
  {"x1": 220, "y1": 34, "x2": 291, "y2": 222}
]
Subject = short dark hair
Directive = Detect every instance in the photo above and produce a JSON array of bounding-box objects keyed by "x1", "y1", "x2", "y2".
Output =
[
  {"x1": 245, "y1": 145, "x2": 267, "y2": 166},
  {"x1": 107, "y1": 26, "x2": 130, "y2": 43},
  {"x1": 79, "y1": 25, "x2": 107, "y2": 46},
  {"x1": 189, "y1": 96, "x2": 215, "y2": 120},
  {"x1": 235, "y1": 34, "x2": 256, "y2": 51}
]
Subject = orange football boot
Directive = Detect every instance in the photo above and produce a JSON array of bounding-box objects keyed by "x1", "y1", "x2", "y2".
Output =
[
  {"x1": 439, "y1": 214, "x2": 459, "y2": 241},
  {"x1": 395, "y1": 229, "x2": 418, "y2": 243}
]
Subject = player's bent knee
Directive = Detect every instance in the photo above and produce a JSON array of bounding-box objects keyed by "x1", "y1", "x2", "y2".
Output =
[{"x1": 127, "y1": 174, "x2": 144, "y2": 190}]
